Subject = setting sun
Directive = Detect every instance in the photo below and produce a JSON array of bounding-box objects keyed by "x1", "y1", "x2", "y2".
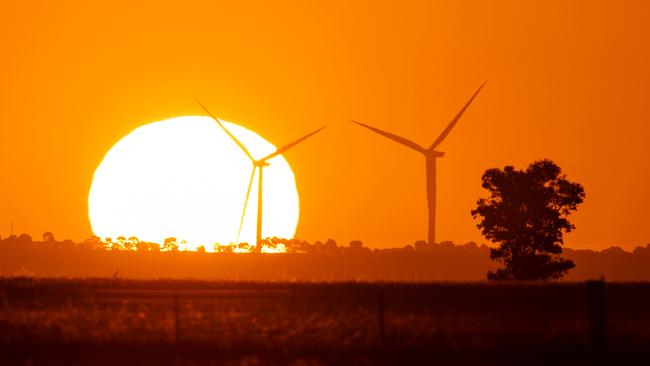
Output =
[{"x1": 87, "y1": 116, "x2": 300, "y2": 250}]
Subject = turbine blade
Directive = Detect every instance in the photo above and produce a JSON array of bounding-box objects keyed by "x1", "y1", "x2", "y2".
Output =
[
  {"x1": 259, "y1": 126, "x2": 326, "y2": 162},
  {"x1": 236, "y1": 167, "x2": 256, "y2": 243},
  {"x1": 429, "y1": 82, "x2": 486, "y2": 150},
  {"x1": 195, "y1": 98, "x2": 255, "y2": 162},
  {"x1": 351, "y1": 120, "x2": 426, "y2": 153}
]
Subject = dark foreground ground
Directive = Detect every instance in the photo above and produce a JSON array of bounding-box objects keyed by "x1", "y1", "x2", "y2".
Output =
[{"x1": 0, "y1": 278, "x2": 649, "y2": 365}]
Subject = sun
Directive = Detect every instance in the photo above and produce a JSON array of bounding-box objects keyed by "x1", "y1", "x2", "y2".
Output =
[{"x1": 88, "y1": 116, "x2": 300, "y2": 251}]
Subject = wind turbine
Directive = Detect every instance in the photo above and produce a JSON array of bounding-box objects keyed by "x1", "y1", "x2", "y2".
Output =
[
  {"x1": 351, "y1": 83, "x2": 485, "y2": 245},
  {"x1": 197, "y1": 100, "x2": 324, "y2": 252}
]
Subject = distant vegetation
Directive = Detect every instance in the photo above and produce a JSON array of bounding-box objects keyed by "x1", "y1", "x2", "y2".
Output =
[
  {"x1": 1, "y1": 234, "x2": 649, "y2": 281},
  {"x1": 0, "y1": 233, "x2": 375, "y2": 254}
]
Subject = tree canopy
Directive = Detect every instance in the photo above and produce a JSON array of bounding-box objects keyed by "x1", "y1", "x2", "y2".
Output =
[{"x1": 472, "y1": 159, "x2": 585, "y2": 280}]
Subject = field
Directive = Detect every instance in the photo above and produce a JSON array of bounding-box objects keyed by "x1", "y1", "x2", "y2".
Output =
[
  {"x1": 5, "y1": 245, "x2": 650, "y2": 281},
  {"x1": 1, "y1": 278, "x2": 650, "y2": 365}
]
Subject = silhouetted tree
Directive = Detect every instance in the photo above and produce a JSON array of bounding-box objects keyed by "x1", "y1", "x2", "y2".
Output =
[
  {"x1": 348, "y1": 240, "x2": 370, "y2": 254},
  {"x1": 216, "y1": 243, "x2": 234, "y2": 253},
  {"x1": 237, "y1": 242, "x2": 251, "y2": 252},
  {"x1": 142, "y1": 241, "x2": 161, "y2": 251},
  {"x1": 438, "y1": 241, "x2": 456, "y2": 251},
  {"x1": 349, "y1": 240, "x2": 364, "y2": 250},
  {"x1": 81, "y1": 236, "x2": 103, "y2": 250},
  {"x1": 471, "y1": 159, "x2": 585, "y2": 280},
  {"x1": 116, "y1": 237, "x2": 129, "y2": 250},
  {"x1": 18, "y1": 233, "x2": 32, "y2": 244},
  {"x1": 61, "y1": 239, "x2": 75, "y2": 249},
  {"x1": 162, "y1": 237, "x2": 179, "y2": 251},
  {"x1": 414, "y1": 240, "x2": 428, "y2": 251},
  {"x1": 324, "y1": 239, "x2": 339, "y2": 254},
  {"x1": 42, "y1": 232, "x2": 56, "y2": 243}
]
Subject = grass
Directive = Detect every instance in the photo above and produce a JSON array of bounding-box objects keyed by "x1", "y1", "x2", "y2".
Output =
[{"x1": 1, "y1": 277, "x2": 650, "y2": 365}]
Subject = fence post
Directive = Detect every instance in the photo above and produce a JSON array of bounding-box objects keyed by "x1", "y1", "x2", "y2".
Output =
[
  {"x1": 378, "y1": 290, "x2": 386, "y2": 348},
  {"x1": 586, "y1": 278, "x2": 607, "y2": 362}
]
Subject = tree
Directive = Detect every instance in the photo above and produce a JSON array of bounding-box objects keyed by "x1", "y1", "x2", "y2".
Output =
[
  {"x1": 162, "y1": 237, "x2": 179, "y2": 252},
  {"x1": 81, "y1": 236, "x2": 104, "y2": 250},
  {"x1": 414, "y1": 240, "x2": 429, "y2": 251},
  {"x1": 18, "y1": 233, "x2": 32, "y2": 244},
  {"x1": 471, "y1": 159, "x2": 585, "y2": 280},
  {"x1": 42, "y1": 232, "x2": 56, "y2": 243},
  {"x1": 348, "y1": 240, "x2": 369, "y2": 254}
]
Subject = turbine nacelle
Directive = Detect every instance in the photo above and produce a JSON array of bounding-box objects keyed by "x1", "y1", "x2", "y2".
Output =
[
  {"x1": 427, "y1": 151, "x2": 445, "y2": 158},
  {"x1": 254, "y1": 160, "x2": 271, "y2": 167}
]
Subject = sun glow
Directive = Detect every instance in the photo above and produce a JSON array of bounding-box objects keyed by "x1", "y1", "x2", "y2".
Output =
[{"x1": 88, "y1": 116, "x2": 300, "y2": 251}]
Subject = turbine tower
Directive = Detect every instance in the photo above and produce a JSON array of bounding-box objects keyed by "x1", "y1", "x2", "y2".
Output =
[
  {"x1": 352, "y1": 83, "x2": 484, "y2": 245},
  {"x1": 197, "y1": 100, "x2": 324, "y2": 252}
]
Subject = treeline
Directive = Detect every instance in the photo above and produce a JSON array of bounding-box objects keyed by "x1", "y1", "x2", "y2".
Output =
[
  {"x1": 1, "y1": 233, "x2": 650, "y2": 281},
  {"x1": 0, "y1": 233, "x2": 488, "y2": 254},
  {"x1": 1, "y1": 232, "x2": 649, "y2": 257}
]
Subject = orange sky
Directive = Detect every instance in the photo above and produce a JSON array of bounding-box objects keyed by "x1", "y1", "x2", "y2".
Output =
[{"x1": 1, "y1": 0, "x2": 649, "y2": 250}]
